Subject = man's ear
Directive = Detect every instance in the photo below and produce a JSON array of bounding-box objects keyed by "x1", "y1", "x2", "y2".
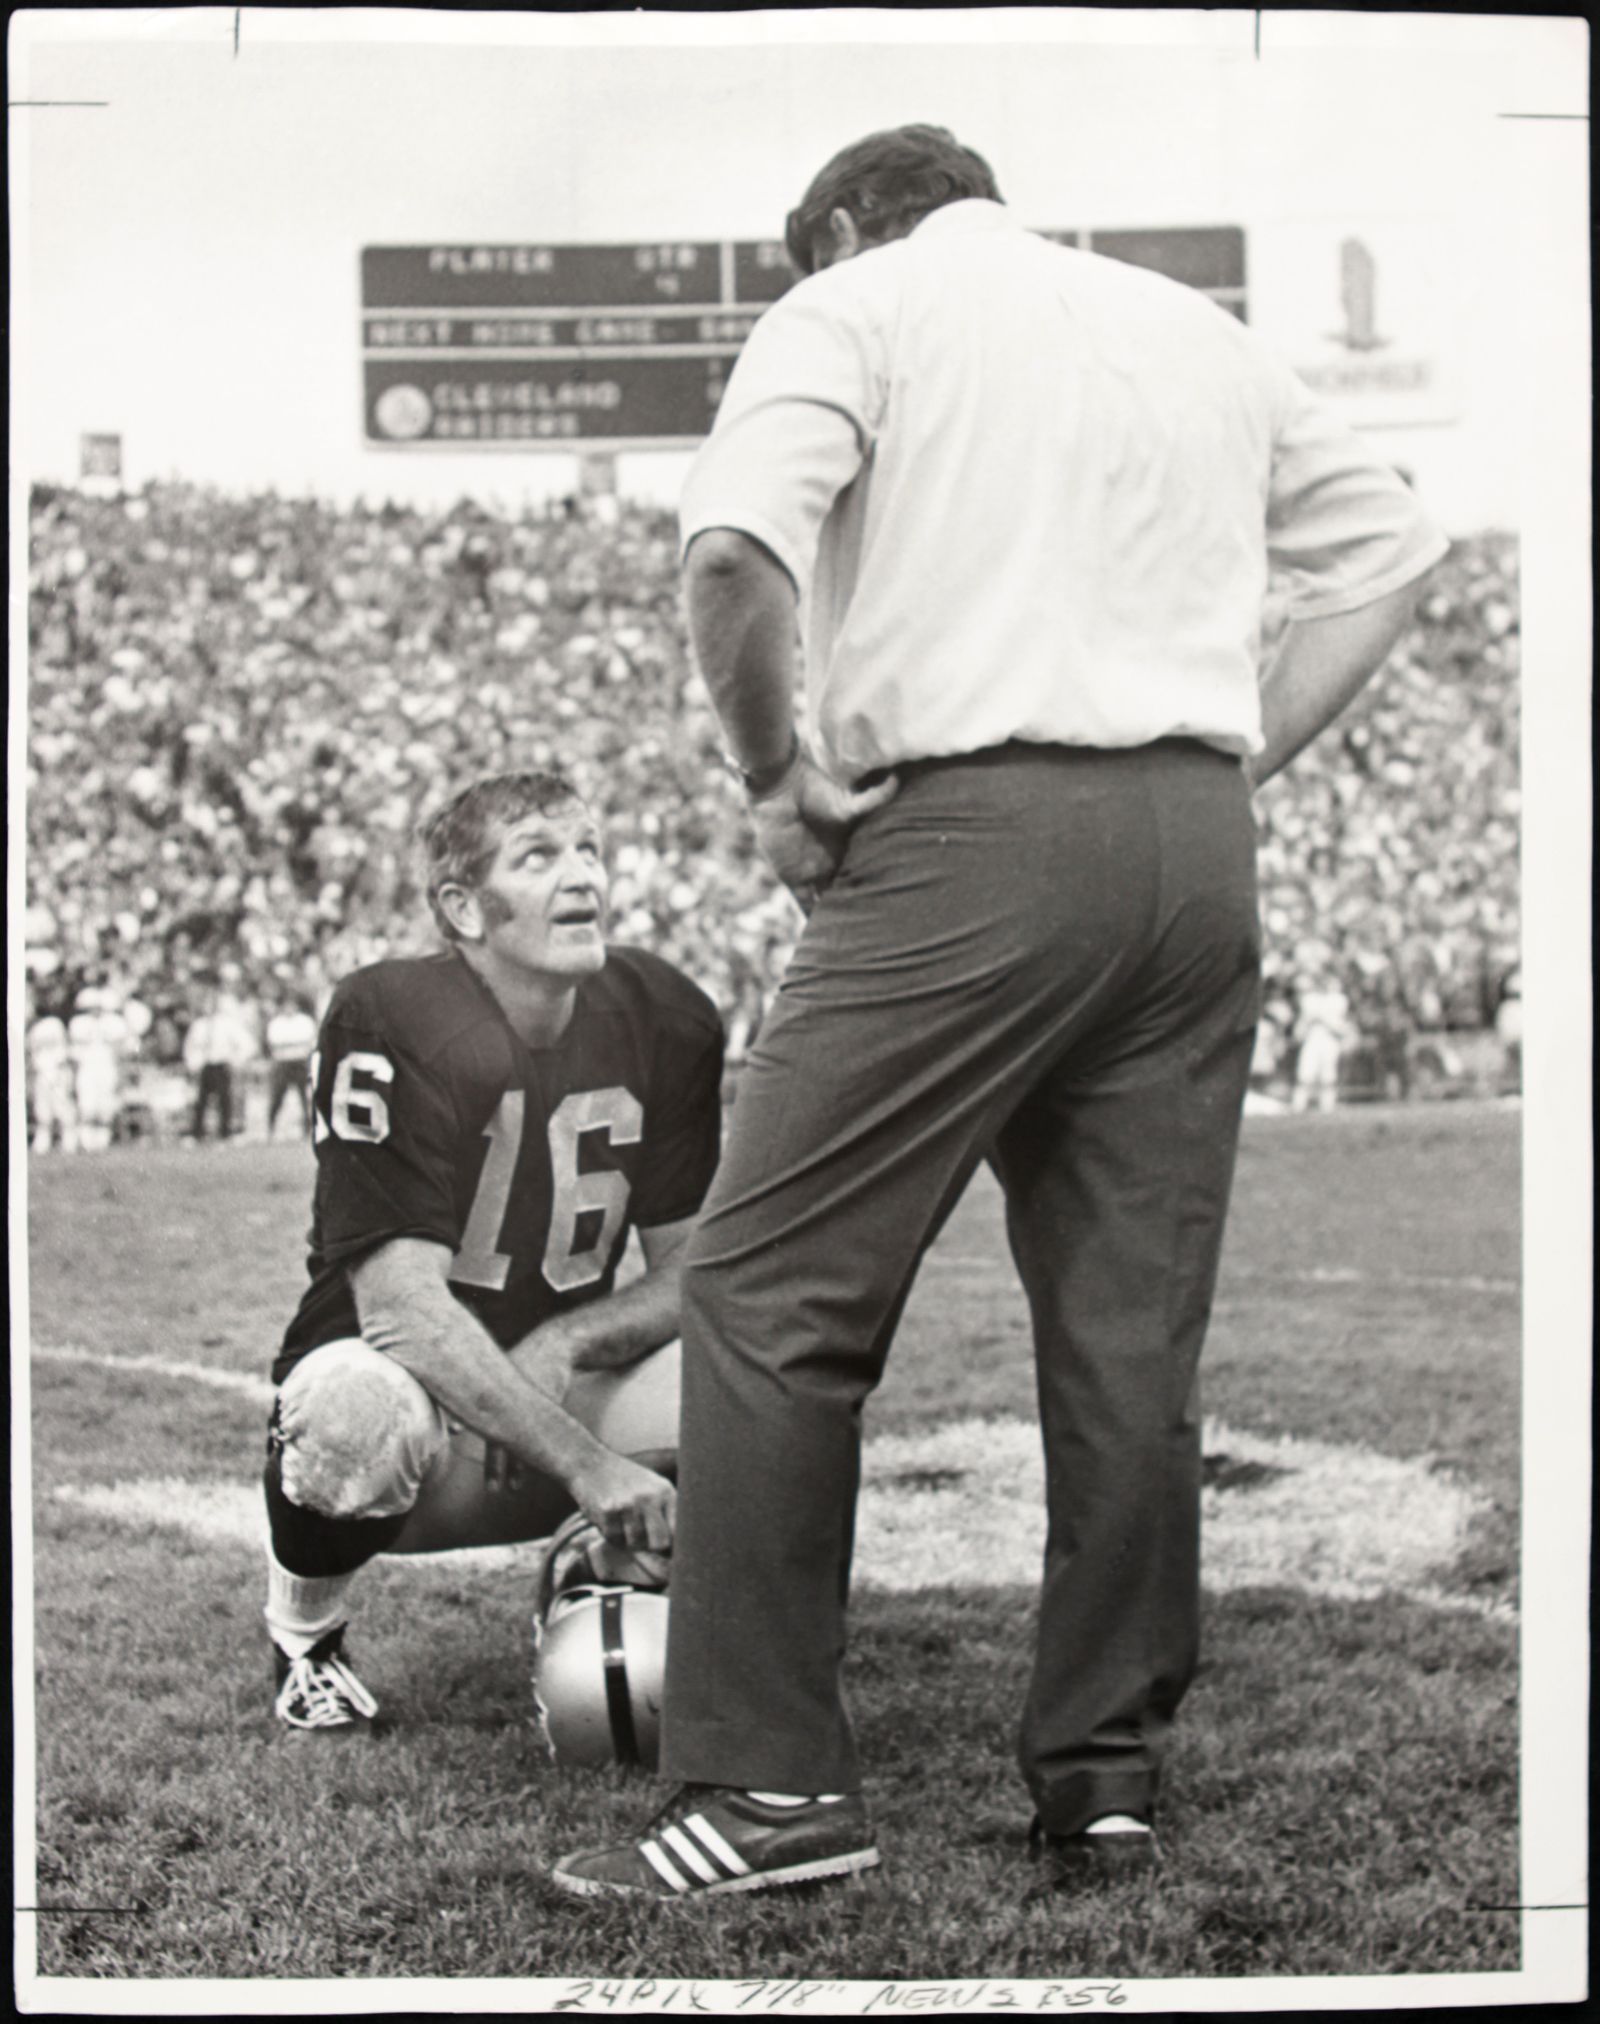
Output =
[
  {"x1": 825, "y1": 206, "x2": 863, "y2": 265},
  {"x1": 437, "y1": 882, "x2": 485, "y2": 943}
]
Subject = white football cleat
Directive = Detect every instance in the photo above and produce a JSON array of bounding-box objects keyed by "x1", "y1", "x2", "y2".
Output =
[{"x1": 272, "y1": 1625, "x2": 379, "y2": 1733}]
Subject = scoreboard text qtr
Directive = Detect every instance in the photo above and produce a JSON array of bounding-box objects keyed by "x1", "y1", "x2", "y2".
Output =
[{"x1": 361, "y1": 229, "x2": 1245, "y2": 452}]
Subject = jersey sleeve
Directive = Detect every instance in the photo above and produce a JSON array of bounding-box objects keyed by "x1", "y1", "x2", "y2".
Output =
[
  {"x1": 630, "y1": 1015, "x2": 726, "y2": 1231},
  {"x1": 309, "y1": 1011, "x2": 463, "y2": 1268},
  {"x1": 1264, "y1": 354, "x2": 1451, "y2": 620}
]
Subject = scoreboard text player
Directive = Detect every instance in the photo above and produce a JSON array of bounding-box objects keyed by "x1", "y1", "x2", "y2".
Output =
[{"x1": 361, "y1": 229, "x2": 1245, "y2": 450}]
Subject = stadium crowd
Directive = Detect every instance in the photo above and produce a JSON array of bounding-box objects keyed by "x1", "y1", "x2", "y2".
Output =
[{"x1": 24, "y1": 480, "x2": 1520, "y2": 1134}]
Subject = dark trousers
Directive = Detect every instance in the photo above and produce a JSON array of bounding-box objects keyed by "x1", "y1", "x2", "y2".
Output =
[
  {"x1": 267, "y1": 1058, "x2": 310, "y2": 1134},
  {"x1": 659, "y1": 740, "x2": 1261, "y2": 1833},
  {"x1": 192, "y1": 1063, "x2": 235, "y2": 1139}
]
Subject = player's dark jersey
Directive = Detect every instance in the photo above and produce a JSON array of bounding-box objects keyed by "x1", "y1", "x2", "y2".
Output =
[{"x1": 275, "y1": 946, "x2": 724, "y2": 1384}]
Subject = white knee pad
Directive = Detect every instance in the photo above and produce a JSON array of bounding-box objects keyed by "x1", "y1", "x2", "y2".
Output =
[{"x1": 274, "y1": 1337, "x2": 449, "y2": 1521}]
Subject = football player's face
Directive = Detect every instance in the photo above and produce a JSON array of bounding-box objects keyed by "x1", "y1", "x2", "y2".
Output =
[{"x1": 474, "y1": 801, "x2": 609, "y2": 981}]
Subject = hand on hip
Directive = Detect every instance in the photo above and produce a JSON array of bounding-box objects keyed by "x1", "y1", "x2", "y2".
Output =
[{"x1": 749, "y1": 752, "x2": 898, "y2": 913}]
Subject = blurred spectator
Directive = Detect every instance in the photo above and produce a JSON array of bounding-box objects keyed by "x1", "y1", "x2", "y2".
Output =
[
  {"x1": 1369, "y1": 974, "x2": 1413, "y2": 1102},
  {"x1": 28, "y1": 1006, "x2": 78, "y2": 1153},
  {"x1": 184, "y1": 984, "x2": 258, "y2": 1141},
  {"x1": 1248, "y1": 1001, "x2": 1290, "y2": 1094},
  {"x1": 67, "y1": 984, "x2": 132, "y2": 1152},
  {"x1": 264, "y1": 994, "x2": 318, "y2": 1140},
  {"x1": 24, "y1": 483, "x2": 1517, "y2": 1087},
  {"x1": 1291, "y1": 981, "x2": 1351, "y2": 1114},
  {"x1": 1494, "y1": 963, "x2": 1522, "y2": 1088}
]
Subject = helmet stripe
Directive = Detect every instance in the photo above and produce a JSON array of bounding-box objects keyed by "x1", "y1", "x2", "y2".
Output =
[
  {"x1": 684, "y1": 1813, "x2": 751, "y2": 1876},
  {"x1": 660, "y1": 1823, "x2": 721, "y2": 1883},
  {"x1": 640, "y1": 1838, "x2": 691, "y2": 1892},
  {"x1": 599, "y1": 1590, "x2": 640, "y2": 1765}
]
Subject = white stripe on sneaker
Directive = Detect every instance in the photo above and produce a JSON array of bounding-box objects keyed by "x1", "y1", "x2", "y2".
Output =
[
  {"x1": 684, "y1": 1812, "x2": 752, "y2": 1876},
  {"x1": 747, "y1": 1791, "x2": 845, "y2": 1804},
  {"x1": 639, "y1": 1839, "x2": 691, "y2": 1892},
  {"x1": 327, "y1": 1658, "x2": 379, "y2": 1719},
  {"x1": 660, "y1": 1823, "x2": 722, "y2": 1884}
]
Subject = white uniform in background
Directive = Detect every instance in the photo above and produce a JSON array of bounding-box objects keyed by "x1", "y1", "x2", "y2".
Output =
[
  {"x1": 1494, "y1": 970, "x2": 1522, "y2": 1053},
  {"x1": 266, "y1": 1008, "x2": 318, "y2": 1060},
  {"x1": 28, "y1": 1015, "x2": 79, "y2": 1152},
  {"x1": 123, "y1": 996, "x2": 155, "y2": 1047},
  {"x1": 69, "y1": 996, "x2": 131, "y2": 1151},
  {"x1": 1293, "y1": 987, "x2": 1350, "y2": 1114}
]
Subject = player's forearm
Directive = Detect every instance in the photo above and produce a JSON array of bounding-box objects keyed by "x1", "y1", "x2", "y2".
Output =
[
  {"x1": 684, "y1": 529, "x2": 801, "y2": 780},
  {"x1": 510, "y1": 1257, "x2": 683, "y2": 1381},
  {"x1": 1252, "y1": 575, "x2": 1430, "y2": 790},
  {"x1": 351, "y1": 1258, "x2": 616, "y2": 1492}
]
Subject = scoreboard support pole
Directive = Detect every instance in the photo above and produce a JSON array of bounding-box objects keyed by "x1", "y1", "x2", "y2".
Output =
[{"x1": 579, "y1": 451, "x2": 618, "y2": 498}]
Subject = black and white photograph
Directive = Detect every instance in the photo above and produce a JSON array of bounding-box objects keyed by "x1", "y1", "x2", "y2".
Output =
[{"x1": 9, "y1": 7, "x2": 1590, "y2": 2012}]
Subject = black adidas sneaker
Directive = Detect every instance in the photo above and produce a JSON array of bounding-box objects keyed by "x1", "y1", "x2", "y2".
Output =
[
  {"x1": 272, "y1": 1624, "x2": 379, "y2": 1733},
  {"x1": 552, "y1": 1785, "x2": 879, "y2": 1899}
]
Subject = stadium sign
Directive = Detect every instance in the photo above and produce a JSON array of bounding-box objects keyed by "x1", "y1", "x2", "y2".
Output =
[
  {"x1": 361, "y1": 228, "x2": 1246, "y2": 451},
  {"x1": 79, "y1": 431, "x2": 122, "y2": 479},
  {"x1": 1248, "y1": 217, "x2": 1459, "y2": 428},
  {"x1": 79, "y1": 431, "x2": 124, "y2": 496}
]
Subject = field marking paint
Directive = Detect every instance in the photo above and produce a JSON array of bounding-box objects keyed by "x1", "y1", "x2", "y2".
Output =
[
  {"x1": 33, "y1": 1344, "x2": 274, "y2": 1403},
  {"x1": 51, "y1": 1477, "x2": 531, "y2": 1574},
  {"x1": 46, "y1": 1400, "x2": 1511, "y2": 1621},
  {"x1": 53, "y1": 1478, "x2": 275, "y2": 1554},
  {"x1": 857, "y1": 1417, "x2": 1508, "y2": 1618},
  {"x1": 917, "y1": 1256, "x2": 1519, "y2": 1296},
  {"x1": 1231, "y1": 1265, "x2": 1519, "y2": 1296}
]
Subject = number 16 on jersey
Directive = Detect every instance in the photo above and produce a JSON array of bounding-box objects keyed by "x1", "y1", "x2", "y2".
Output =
[{"x1": 451, "y1": 1087, "x2": 643, "y2": 1296}]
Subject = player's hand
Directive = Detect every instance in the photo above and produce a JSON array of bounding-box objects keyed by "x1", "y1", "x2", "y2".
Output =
[
  {"x1": 570, "y1": 1451, "x2": 675, "y2": 1583},
  {"x1": 748, "y1": 750, "x2": 898, "y2": 914}
]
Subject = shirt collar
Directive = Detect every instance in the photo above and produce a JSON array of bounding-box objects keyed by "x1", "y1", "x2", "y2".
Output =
[{"x1": 910, "y1": 198, "x2": 1015, "y2": 241}]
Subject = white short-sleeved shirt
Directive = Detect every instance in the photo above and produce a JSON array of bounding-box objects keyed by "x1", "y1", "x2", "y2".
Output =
[
  {"x1": 267, "y1": 1010, "x2": 319, "y2": 1061},
  {"x1": 680, "y1": 200, "x2": 1449, "y2": 782},
  {"x1": 27, "y1": 1016, "x2": 70, "y2": 1067}
]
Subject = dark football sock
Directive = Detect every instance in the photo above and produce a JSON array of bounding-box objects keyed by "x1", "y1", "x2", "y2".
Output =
[{"x1": 263, "y1": 1449, "x2": 409, "y2": 1578}]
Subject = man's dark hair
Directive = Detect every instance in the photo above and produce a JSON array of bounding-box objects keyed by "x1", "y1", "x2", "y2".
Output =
[
  {"x1": 419, "y1": 770, "x2": 586, "y2": 940},
  {"x1": 784, "y1": 124, "x2": 1002, "y2": 277}
]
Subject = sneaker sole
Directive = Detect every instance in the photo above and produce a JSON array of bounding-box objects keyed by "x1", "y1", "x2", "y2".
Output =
[
  {"x1": 272, "y1": 1709, "x2": 384, "y2": 1735},
  {"x1": 551, "y1": 1846, "x2": 881, "y2": 1900},
  {"x1": 1034, "y1": 1838, "x2": 1158, "y2": 1888}
]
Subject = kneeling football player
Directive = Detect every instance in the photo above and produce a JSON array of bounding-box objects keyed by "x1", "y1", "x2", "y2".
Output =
[{"x1": 262, "y1": 770, "x2": 724, "y2": 1731}]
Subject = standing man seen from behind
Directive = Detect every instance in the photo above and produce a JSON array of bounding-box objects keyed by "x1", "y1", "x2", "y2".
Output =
[{"x1": 554, "y1": 125, "x2": 1448, "y2": 1901}]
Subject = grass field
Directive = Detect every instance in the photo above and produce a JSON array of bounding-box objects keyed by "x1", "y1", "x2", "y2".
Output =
[{"x1": 20, "y1": 1102, "x2": 1521, "y2": 1986}]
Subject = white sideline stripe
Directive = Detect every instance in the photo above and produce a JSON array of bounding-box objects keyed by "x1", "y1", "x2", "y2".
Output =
[
  {"x1": 46, "y1": 1445, "x2": 1518, "y2": 1621},
  {"x1": 56, "y1": 1479, "x2": 270, "y2": 1550},
  {"x1": 685, "y1": 1813, "x2": 751, "y2": 1875},
  {"x1": 48, "y1": 1478, "x2": 535, "y2": 1572},
  {"x1": 917, "y1": 1257, "x2": 1518, "y2": 1296},
  {"x1": 37, "y1": 1361, "x2": 1516, "y2": 1622},
  {"x1": 33, "y1": 1344, "x2": 274, "y2": 1403},
  {"x1": 640, "y1": 1839, "x2": 691, "y2": 1892},
  {"x1": 1229, "y1": 1265, "x2": 1519, "y2": 1297},
  {"x1": 660, "y1": 1823, "x2": 722, "y2": 1884}
]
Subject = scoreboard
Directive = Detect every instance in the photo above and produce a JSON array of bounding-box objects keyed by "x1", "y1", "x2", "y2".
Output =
[{"x1": 361, "y1": 228, "x2": 1245, "y2": 451}]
